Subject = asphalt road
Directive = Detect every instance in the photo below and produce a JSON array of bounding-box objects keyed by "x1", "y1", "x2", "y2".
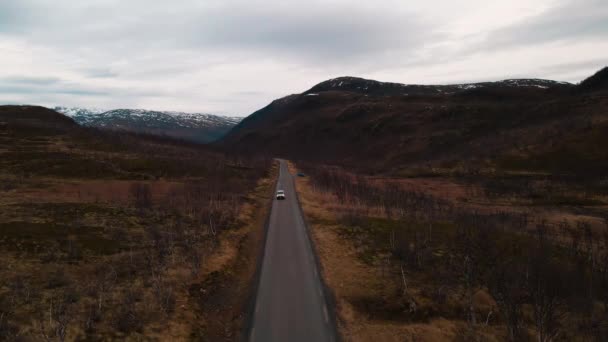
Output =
[{"x1": 249, "y1": 160, "x2": 335, "y2": 342}]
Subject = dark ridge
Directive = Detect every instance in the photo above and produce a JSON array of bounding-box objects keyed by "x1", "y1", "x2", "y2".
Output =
[
  {"x1": 305, "y1": 76, "x2": 422, "y2": 96},
  {"x1": 220, "y1": 67, "x2": 608, "y2": 177},
  {"x1": 0, "y1": 105, "x2": 79, "y2": 135},
  {"x1": 0, "y1": 105, "x2": 78, "y2": 126},
  {"x1": 303, "y1": 76, "x2": 574, "y2": 98},
  {"x1": 578, "y1": 66, "x2": 608, "y2": 92}
]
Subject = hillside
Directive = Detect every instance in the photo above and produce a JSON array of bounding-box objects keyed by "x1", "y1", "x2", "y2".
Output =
[
  {"x1": 222, "y1": 68, "x2": 608, "y2": 176},
  {"x1": 55, "y1": 107, "x2": 242, "y2": 143},
  {"x1": 578, "y1": 67, "x2": 608, "y2": 92},
  {"x1": 0, "y1": 105, "x2": 271, "y2": 340},
  {"x1": 243, "y1": 70, "x2": 608, "y2": 341}
]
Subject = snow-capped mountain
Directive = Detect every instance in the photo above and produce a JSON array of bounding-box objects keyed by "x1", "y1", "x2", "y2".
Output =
[
  {"x1": 54, "y1": 107, "x2": 242, "y2": 143},
  {"x1": 305, "y1": 76, "x2": 574, "y2": 96}
]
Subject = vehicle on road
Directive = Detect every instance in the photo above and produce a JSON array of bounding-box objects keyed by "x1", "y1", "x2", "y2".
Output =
[{"x1": 276, "y1": 190, "x2": 285, "y2": 200}]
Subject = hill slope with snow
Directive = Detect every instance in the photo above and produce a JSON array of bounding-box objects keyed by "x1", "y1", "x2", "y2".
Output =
[
  {"x1": 54, "y1": 107, "x2": 241, "y2": 143},
  {"x1": 221, "y1": 68, "x2": 607, "y2": 176}
]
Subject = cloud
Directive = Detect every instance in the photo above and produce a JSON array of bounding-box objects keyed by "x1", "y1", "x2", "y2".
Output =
[
  {"x1": 481, "y1": 0, "x2": 608, "y2": 50},
  {"x1": 0, "y1": 75, "x2": 162, "y2": 98},
  {"x1": 1, "y1": 0, "x2": 434, "y2": 65},
  {"x1": 1, "y1": 76, "x2": 62, "y2": 86},
  {"x1": 0, "y1": 0, "x2": 607, "y2": 115},
  {"x1": 192, "y1": 3, "x2": 435, "y2": 64},
  {"x1": 0, "y1": 2, "x2": 30, "y2": 33},
  {"x1": 84, "y1": 68, "x2": 120, "y2": 79}
]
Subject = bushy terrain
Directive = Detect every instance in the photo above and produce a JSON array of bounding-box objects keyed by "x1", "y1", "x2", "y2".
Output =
[
  {"x1": 228, "y1": 67, "x2": 608, "y2": 341},
  {"x1": 3, "y1": 65, "x2": 607, "y2": 341},
  {"x1": 0, "y1": 105, "x2": 272, "y2": 340},
  {"x1": 222, "y1": 67, "x2": 608, "y2": 178},
  {"x1": 295, "y1": 164, "x2": 608, "y2": 341}
]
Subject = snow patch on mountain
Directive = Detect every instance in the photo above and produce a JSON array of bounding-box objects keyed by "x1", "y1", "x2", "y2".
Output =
[
  {"x1": 53, "y1": 107, "x2": 242, "y2": 143},
  {"x1": 55, "y1": 107, "x2": 241, "y2": 126},
  {"x1": 307, "y1": 76, "x2": 574, "y2": 96}
]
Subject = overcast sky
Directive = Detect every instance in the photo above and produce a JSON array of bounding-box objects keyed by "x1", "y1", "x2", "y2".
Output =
[{"x1": 0, "y1": 0, "x2": 607, "y2": 116}]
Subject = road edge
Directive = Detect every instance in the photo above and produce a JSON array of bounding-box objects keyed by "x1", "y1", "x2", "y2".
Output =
[
  {"x1": 240, "y1": 160, "x2": 280, "y2": 342},
  {"x1": 288, "y1": 162, "x2": 341, "y2": 342}
]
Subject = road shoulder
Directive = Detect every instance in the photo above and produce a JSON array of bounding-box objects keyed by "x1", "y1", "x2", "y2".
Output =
[
  {"x1": 188, "y1": 161, "x2": 279, "y2": 340},
  {"x1": 289, "y1": 162, "x2": 461, "y2": 342}
]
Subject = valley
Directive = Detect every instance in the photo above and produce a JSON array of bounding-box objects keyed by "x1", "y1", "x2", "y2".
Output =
[
  {"x1": 3, "y1": 1, "x2": 607, "y2": 340},
  {"x1": 220, "y1": 67, "x2": 608, "y2": 341},
  {"x1": 0, "y1": 106, "x2": 271, "y2": 340},
  {"x1": 1, "y1": 66, "x2": 608, "y2": 341}
]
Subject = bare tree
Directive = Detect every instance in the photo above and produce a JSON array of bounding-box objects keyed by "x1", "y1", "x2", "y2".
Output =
[
  {"x1": 38, "y1": 292, "x2": 75, "y2": 342},
  {"x1": 529, "y1": 226, "x2": 563, "y2": 342},
  {"x1": 130, "y1": 182, "x2": 152, "y2": 210},
  {"x1": 0, "y1": 291, "x2": 18, "y2": 340},
  {"x1": 488, "y1": 262, "x2": 526, "y2": 341},
  {"x1": 151, "y1": 275, "x2": 175, "y2": 316},
  {"x1": 112, "y1": 288, "x2": 144, "y2": 334}
]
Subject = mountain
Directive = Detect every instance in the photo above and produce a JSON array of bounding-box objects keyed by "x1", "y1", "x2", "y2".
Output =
[
  {"x1": 0, "y1": 105, "x2": 79, "y2": 134},
  {"x1": 304, "y1": 76, "x2": 572, "y2": 96},
  {"x1": 578, "y1": 66, "x2": 608, "y2": 92},
  {"x1": 221, "y1": 68, "x2": 608, "y2": 176},
  {"x1": 54, "y1": 107, "x2": 242, "y2": 143}
]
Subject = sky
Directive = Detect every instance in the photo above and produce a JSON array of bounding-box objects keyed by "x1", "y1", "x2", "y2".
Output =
[{"x1": 0, "y1": 0, "x2": 607, "y2": 116}]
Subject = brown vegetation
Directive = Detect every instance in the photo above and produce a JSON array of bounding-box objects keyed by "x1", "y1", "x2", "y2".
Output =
[
  {"x1": 294, "y1": 163, "x2": 608, "y2": 341},
  {"x1": 222, "y1": 68, "x2": 608, "y2": 180},
  {"x1": 0, "y1": 106, "x2": 274, "y2": 340},
  {"x1": 224, "y1": 68, "x2": 608, "y2": 340}
]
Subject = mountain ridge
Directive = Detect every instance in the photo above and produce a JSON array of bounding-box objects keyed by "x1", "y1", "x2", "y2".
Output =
[
  {"x1": 54, "y1": 106, "x2": 242, "y2": 143},
  {"x1": 221, "y1": 67, "x2": 608, "y2": 176},
  {"x1": 304, "y1": 75, "x2": 574, "y2": 97}
]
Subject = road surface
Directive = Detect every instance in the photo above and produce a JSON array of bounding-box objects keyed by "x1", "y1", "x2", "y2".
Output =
[{"x1": 249, "y1": 160, "x2": 335, "y2": 342}]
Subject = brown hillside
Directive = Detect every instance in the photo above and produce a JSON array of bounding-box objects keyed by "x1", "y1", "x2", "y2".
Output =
[
  {"x1": 221, "y1": 70, "x2": 608, "y2": 177},
  {"x1": 0, "y1": 105, "x2": 272, "y2": 340}
]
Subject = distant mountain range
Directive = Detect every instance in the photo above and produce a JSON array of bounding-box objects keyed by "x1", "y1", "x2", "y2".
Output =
[
  {"x1": 221, "y1": 67, "x2": 608, "y2": 176},
  {"x1": 54, "y1": 107, "x2": 242, "y2": 143},
  {"x1": 304, "y1": 76, "x2": 573, "y2": 97}
]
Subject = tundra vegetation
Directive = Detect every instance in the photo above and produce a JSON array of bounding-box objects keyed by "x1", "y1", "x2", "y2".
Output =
[
  {"x1": 296, "y1": 163, "x2": 608, "y2": 341},
  {"x1": 0, "y1": 106, "x2": 273, "y2": 340}
]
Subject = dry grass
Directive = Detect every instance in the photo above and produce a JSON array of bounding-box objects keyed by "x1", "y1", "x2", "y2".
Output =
[
  {"x1": 292, "y1": 161, "x2": 608, "y2": 341},
  {"x1": 290, "y1": 162, "x2": 485, "y2": 341},
  {"x1": 0, "y1": 168, "x2": 276, "y2": 341},
  {"x1": 0, "y1": 109, "x2": 275, "y2": 341},
  {"x1": 152, "y1": 165, "x2": 277, "y2": 341},
  {"x1": 158, "y1": 163, "x2": 278, "y2": 341},
  {"x1": 302, "y1": 165, "x2": 608, "y2": 237}
]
